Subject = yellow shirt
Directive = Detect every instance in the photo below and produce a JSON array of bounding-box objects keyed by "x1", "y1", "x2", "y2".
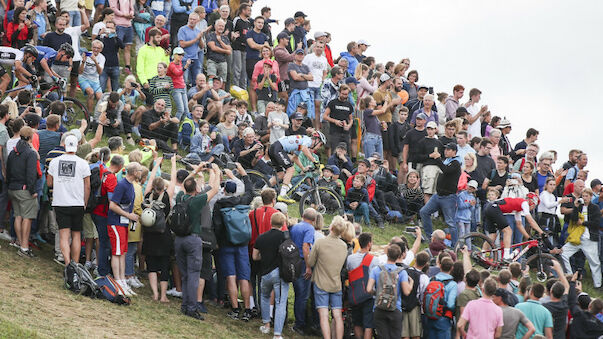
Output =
[{"x1": 128, "y1": 182, "x2": 143, "y2": 242}]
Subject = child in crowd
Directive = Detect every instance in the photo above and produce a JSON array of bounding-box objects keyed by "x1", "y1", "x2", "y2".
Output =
[
  {"x1": 345, "y1": 174, "x2": 371, "y2": 225},
  {"x1": 456, "y1": 180, "x2": 477, "y2": 249},
  {"x1": 267, "y1": 102, "x2": 289, "y2": 144},
  {"x1": 189, "y1": 120, "x2": 225, "y2": 163},
  {"x1": 256, "y1": 63, "x2": 278, "y2": 115},
  {"x1": 234, "y1": 100, "x2": 254, "y2": 126},
  {"x1": 399, "y1": 170, "x2": 424, "y2": 224},
  {"x1": 216, "y1": 110, "x2": 238, "y2": 152}
]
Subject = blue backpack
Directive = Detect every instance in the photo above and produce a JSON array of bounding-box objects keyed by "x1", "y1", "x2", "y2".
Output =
[
  {"x1": 95, "y1": 276, "x2": 131, "y2": 305},
  {"x1": 220, "y1": 205, "x2": 252, "y2": 245}
]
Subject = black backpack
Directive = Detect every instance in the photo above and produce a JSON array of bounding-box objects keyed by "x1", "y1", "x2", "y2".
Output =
[
  {"x1": 402, "y1": 266, "x2": 423, "y2": 312},
  {"x1": 168, "y1": 194, "x2": 192, "y2": 236},
  {"x1": 85, "y1": 166, "x2": 109, "y2": 213},
  {"x1": 278, "y1": 231, "x2": 303, "y2": 283},
  {"x1": 141, "y1": 191, "x2": 167, "y2": 234}
]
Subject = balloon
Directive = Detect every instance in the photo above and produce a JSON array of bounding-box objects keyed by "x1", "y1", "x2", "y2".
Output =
[{"x1": 397, "y1": 90, "x2": 409, "y2": 104}]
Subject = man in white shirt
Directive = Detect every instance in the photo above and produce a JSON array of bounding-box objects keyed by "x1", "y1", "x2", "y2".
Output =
[
  {"x1": 302, "y1": 39, "x2": 328, "y2": 127},
  {"x1": 464, "y1": 88, "x2": 488, "y2": 139},
  {"x1": 59, "y1": 9, "x2": 90, "y2": 97},
  {"x1": 47, "y1": 135, "x2": 91, "y2": 266}
]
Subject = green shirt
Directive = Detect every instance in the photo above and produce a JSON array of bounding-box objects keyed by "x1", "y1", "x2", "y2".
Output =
[
  {"x1": 456, "y1": 288, "x2": 481, "y2": 320},
  {"x1": 176, "y1": 191, "x2": 208, "y2": 235},
  {"x1": 515, "y1": 300, "x2": 553, "y2": 338}
]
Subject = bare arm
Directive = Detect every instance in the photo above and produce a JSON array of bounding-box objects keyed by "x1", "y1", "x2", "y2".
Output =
[
  {"x1": 366, "y1": 278, "x2": 375, "y2": 294},
  {"x1": 456, "y1": 317, "x2": 468, "y2": 339},
  {"x1": 521, "y1": 320, "x2": 536, "y2": 339},
  {"x1": 251, "y1": 248, "x2": 261, "y2": 261},
  {"x1": 88, "y1": 122, "x2": 103, "y2": 148},
  {"x1": 83, "y1": 176, "x2": 90, "y2": 209},
  {"x1": 410, "y1": 228, "x2": 422, "y2": 255},
  {"x1": 544, "y1": 327, "x2": 552, "y2": 339},
  {"x1": 494, "y1": 326, "x2": 502, "y2": 339},
  {"x1": 166, "y1": 156, "x2": 177, "y2": 202}
]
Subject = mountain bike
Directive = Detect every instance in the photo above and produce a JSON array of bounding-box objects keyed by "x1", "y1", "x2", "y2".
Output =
[{"x1": 454, "y1": 232, "x2": 557, "y2": 282}]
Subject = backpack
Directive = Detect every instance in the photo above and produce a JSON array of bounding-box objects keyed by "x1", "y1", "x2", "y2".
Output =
[
  {"x1": 64, "y1": 261, "x2": 81, "y2": 293},
  {"x1": 85, "y1": 165, "x2": 109, "y2": 213},
  {"x1": 278, "y1": 231, "x2": 303, "y2": 283},
  {"x1": 423, "y1": 277, "x2": 454, "y2": 320},
  {"x1": 401, "y1": 267, "x2": 423, "y2": 312},
  {"x1": 220, "y1": 204, "x2": 252, "y2": 245},
  {"x1": 375, "y1": 265, "x2": 404, "y2": 311},
  {"x1": 168, "y1": 194, "x2": 192, "y2": 237},
  {"x1": 95, "y1": 276, "x2": 131, "y2": 305},
  {"x1": 347, "y1": 253, "x2": 374, "y2": 306},
  {"x1": 64, "y1": 261, "x2": 99, "y2": 297},
  {"x1": 141, "y1": 191, "x2": 167, "y2": 234}
]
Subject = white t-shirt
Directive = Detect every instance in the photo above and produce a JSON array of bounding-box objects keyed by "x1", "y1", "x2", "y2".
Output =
[
  {"x1": 60, "y1": 0, "x2": 78, "y2": 11},
  {"x1": 92, "y1": 22, "x2": 107, "y2": 38},
  {"x1": 268, "y1": 111, "x2": 290, "y2": 144},
  {"x1": 48, "y1": 153, "x2": 91, "y2": 207},
  {"x1": 6, "y1": 137, "x2": 18, "y2": 154},
  {"x1": 376, "y1": 250, "x2": 415, "y2": 266},
  {"x1": 466, "y1": 103, "x2": 482, "y2": 139},
  {"x1": 81, "y1": 53, "x2": 106, "y2": 82},
  {"x1": 581, "y1": 205, "x2": 589, "y2": 241},
  {"x1": 65, "y1": 26, "x2": 83, "y2": 62},
  {"x1": 302, "y1": 53, "x2": 329, "y2": 88}
]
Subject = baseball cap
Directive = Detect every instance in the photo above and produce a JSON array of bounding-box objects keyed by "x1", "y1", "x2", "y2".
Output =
[
  {"x1": 445, "y1": 142, "x2": 458, "y2": 152},
  {"x1": 359, "y1": 159, "x2": 370, "y2": 167},
  {"x1": 294, "y1": 48, "x2": 305, "y2": 55},
  {"x1": 418, "y1": 84, "x2": 429, "y2": 91},
  {"x1": 467, "y1": 180, "x2": 478, "y2": 189},
  {"x1": 379, "y1": 73, "x2": 391, "y2": 83},
  {"x1": 336, "y1": 142, "x2": 347, "y2": 150},
  {"x1": 68, "y1": 129, "x2": 82, "y2": 142},
  {"x1": 274, "y1": 202, "x2": 288, "y2": 214},
  {"x1": 276, "y1": 31, "x2": 289, "y2": 41},
  {"x1": 357, "y1": 39, "x2": 370, "y2": 46},
  {"x1": 294, "y1": 11, "x2": 307, "y2": 18},
  {"x1": 172, "y1": 47, "x2": 185, "y2": 55},
  {"x1": 591, "y1": 178, "x2": 602, "y2": 188},
  {"x1": 324, "y1": 165, "x2": 340, "y2": 176},
  {"x1": 499, "y1": 118, "x2": 512, "y2": 128},
  {"x1": 292, "y1": 112, "x2": 304, "y2": 120},
  {"x1": 416, "y1": 113, "x2": 427, "y2": 120},
  {"x1": 297, "y1": 102, "x2": 307, "y2": 110},
  {"x1": 313, "y1": 31, "x2": 326, "y2": 39},
  {"x1": 224, "y1": 181, "x2": 237, "y2": 194},
  {"x1": 65, "y1": 134, "x2": 78, "y2": 153},
  {"x1": 176, "y1": 169, "x2": 189, "y2": 183},
  {"x1": 284, "y1": 17, "x2": 295, "y2": 26},
  {"x1": 345, "y1": 77, "x2": 359, "y2": 85},
  {"x1": 426, "y1": 121, "x2": 437, "y2": 129}
]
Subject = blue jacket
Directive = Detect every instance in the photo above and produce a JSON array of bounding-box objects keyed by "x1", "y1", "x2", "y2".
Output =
[
  {"x1": 339, "y1": 51, "x2": 358, "y2": 75},
  {"x1": 455, "y1": 190, "x2": 476, "y2": 223}
]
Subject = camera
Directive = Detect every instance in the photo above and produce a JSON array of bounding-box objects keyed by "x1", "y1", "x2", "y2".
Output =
[
  {"x1": 374, "y1": 159, "x2": 383, "y2": 166},
  {"x1": 164, "y1": 153, "x2": 174, "y2": 160},
  {"x1": 106, "y1": 108, "x2": 118, "y2": 126},
  {"x1": 577, "y1": 198, "x2": 585, "y2": 204},
  {"x1": 225, "y1": 162, "x2": 237, "y2": 170},
  {"x1": 405, "y1": 226, "x2": 416, "y2": 233},
  {"x1": 26, "y1": 14, "x2": 31, "y2": 20}
]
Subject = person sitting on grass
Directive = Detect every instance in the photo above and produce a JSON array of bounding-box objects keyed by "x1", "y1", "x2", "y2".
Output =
[{"x1": 345, "y1": 174, "x2": 371, "y2": 226}]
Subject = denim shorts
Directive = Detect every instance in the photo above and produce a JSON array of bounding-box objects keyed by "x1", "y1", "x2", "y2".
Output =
[
  {"x1": 78, "y1": 77, "x2": 102, "y2": 94},
  {"x1": 218, "y1": 245, "x2": 251, "y2": 280},
  {"x1": 313, "y1": 284, "x2": 343, "y2": 309},
  {"x1": 308, "y1": 87, "x2": 321, "y2": 101},
  {"x1": 116, "y1": 25, "x2": 134, "y2": 44}
]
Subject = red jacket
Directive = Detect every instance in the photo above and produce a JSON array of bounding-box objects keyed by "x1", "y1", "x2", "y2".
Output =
[
  {"x1": 6, "y1": 22, "x2": 32, "y2": 48},
  {"x1": 325, "y1": 44, "x2": 334, "y2": 67},
  {"x1": 248, "y1": 206, "x2": 288, "y2": 253},
  {"x1": 346, "y1": 174, "x2": 376, "y2": 202}
]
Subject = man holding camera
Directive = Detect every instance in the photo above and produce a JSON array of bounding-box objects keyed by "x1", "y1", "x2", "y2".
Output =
[
  {"x1": 140, "y1": 99, "x2": 179, "y2": 153},
  {"x1": 94, "y1": 92, "x2": 124, "y2": 137},
  {"x1": 79, "y1": 40, "x2": 105, "y2": 114}
]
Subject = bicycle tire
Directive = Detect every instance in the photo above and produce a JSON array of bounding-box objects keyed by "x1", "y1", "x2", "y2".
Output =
[
  {"x1": 525, "y1": 253, "x2": 558, "y2": 282},
  {"x1": 245, "y1": 170, "x2": 271, "y2": 195},
  {"x1": 454, "y1": 232, "x2": 500, "y2": 269},
  {"x1": 62, "y1": 97, "x2": 90, "y2": 132},
  {"x1": 299, "y1": 186, "x2": 344, "y2": 217},
  {"x1": 34, "y1": 97, "x2": 52, "y2": 111}
]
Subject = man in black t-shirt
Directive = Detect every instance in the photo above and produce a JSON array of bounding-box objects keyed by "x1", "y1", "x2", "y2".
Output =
[
  {"x1": 140, "y1": 99, "x2": 179, "y2": 152},
  {"x1": 323, "y1": 85, "x2": 354, "y2": 154},
  {"x1": 252, "y1": 212, "x2": 288, "y2": 337},
  {"x1": 399, "y1": 113, "x2": 427, "y2": 184},
  {"x1": 232, "y1": 3, "x2": 251, "y2": 89},
  {"x1": 475, "y1": 139, "x2": 496, "y2": 187}
]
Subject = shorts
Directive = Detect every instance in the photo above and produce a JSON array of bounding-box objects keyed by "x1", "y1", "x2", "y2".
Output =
[
  {"x1": 206, "y1": 59, "x2": 227, "y2": 78},
  {"x1": 350, "y1": 118, "x2": 358, "y2": 139},
  {"x1": 268, "y1": 141, "x2": 293, "y2": 173},
  {"x1": 108, "y1": 224, "x2": 129, "y2": 255},
  {"x1": 85, "y1": 0, "x2": 94, "y2": 10},
  {"x1": 70, "y1": 61, "x2": 80, "y2": 77},
  {"x1": 484, "y1": 202, "x2": 510, "y2": 233},
  {"x1": 78, "y1": 77, "x2": 102, "y2": 94},
  {"x1": 278, "y1": 80, "x2": 289, "y2": 93},
  {"x1": 421, "y1": 165, "x2": 442, "y2": 195},
  {"x1": 313, "y1": 284, "x2": 343, "y2": 309},
  {"x1": 200, "y1": 248, "x2": 213, "y2": 280},
  {"x1": 82, "y1": 213, "x2": 98, "y2": 239},
  {"x1": 8, "y1": 189, "x2": 38, "y2": 219},
  {"x1": 309, "y1": 87, "x2": 321, "y2": 101},
  {"x1": 351, "y1": 298, "x2": 374, "y2": 329},
  {"x1": 401, "y1": 305, "x2": 422, "y2": 338},
  {"x1": 54, "y1": 206, "x2": 85, "y2": 231},
  {"x1": 116, "y1": 25, "x2": 134, "y2": 45},
  {"x1": 218, "y1": 245, "x2": 250, "y2": 280},
  {"x1": 329, "y1": 130, "x2": 350, "y2": 152},
  {"x1": 146, "y1": 255, "x2": 170, "y2": 281}
]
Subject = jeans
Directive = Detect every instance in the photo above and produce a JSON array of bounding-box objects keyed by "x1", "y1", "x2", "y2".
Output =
[
  {"x1": 100, "y1": 66, "x2": 120, "y2": 92},
  {"x1": 260, "y1": 267, "x2": 289, "y2": 336},
  {"x1": 92, "y1": 214, "x2": 111, "y2": 276},
  {"x1": 349, "y1": 202, "x2": 370, "y2": 225},
  {"x1": 175, "y1": 234, "x2": 204, "y2": 312},
  {"x1": 293, "y1": 268, "x2": 311, "y2": 328},
  {"x1": 561, "y1": 238, "x2": 602, "y2": 288},
  {"x1": 458, "y1": 222, "x2": 471, "y2": 249},
  {"x1": 420, "y1": 194, "x2": 458, "y2": 245},
  {"x1": 68, "y1": 10, "x2": 81, "y2": 27},
  {"x1": 232, "y1": 50, "x2": 247, "y2": 88},
  {"x1": 187, "y1": 144, "x2": 225, "y2": 162},
  {"x1": 172, "y1": 88, "x2": 190, "y2": 120},
  {"x1": 508, "y1": 215, "x2": 525, "y2": 244},
  {"x1": 362, "y1": 132, "x2": 383, "y2": 158},
  {"x1": 125, "y1": 242, "x2": 138, "y2": 276},
  {"x1": 183, "y1": 56, "x2": 202, "y2": 88},
  {"x1": 425, "y1": 317, "x2": 452, "y2": 339}
]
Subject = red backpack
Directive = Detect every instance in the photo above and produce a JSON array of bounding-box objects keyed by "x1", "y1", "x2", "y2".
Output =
[
  {"x1": 422, "y1": 277, "x2": 453, "y2": 320},
  {"x1": 347, "y1": 253, "x2": 374, "y2": 306}
]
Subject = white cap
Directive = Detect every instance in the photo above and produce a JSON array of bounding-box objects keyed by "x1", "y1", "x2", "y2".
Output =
[
  {"x1": 65, "y1": 135, "x2": 78, "y2": 153},
  {"x1": 426, "y1": 121, "x2": 437, "y2": 129},
  {"x1": 379, "y1": 73, "x2": 391, "y2": 83},
  {"x1": 68, "y1": 129, "x2": 82, "y2": 142},
  {"x1": 467, "y1": 180, "x2": 478, "y2": 189},
  {"x1": 274, "y1": 202, "x2": 288, "y2": 214},
  {"x1": 313, "y1": 31, "x2": 327, "y2": 39},
  {"x1": 358, "y1": 39, "x2": 370, "y2": 46}
]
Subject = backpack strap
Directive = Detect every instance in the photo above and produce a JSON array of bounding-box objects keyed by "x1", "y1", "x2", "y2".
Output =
[{"x1": 360, "y1": 253, "x2": 373, "y2": 268}]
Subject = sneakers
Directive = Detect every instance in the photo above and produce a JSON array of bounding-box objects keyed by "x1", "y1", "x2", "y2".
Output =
[
  {"x1": 133, "y1": 276, "x2": 144, "y2": 288},
  {"x1": 183, "y1": 309, "x2": 205, "y2": 321},
  {"x1": 54, "y1": 254, "x2": 65, "y2": 266},
  {"x1": 167, "y1": 288, "x2": 182, "y2": 298},
  {"x1": 9, "y1": 240, "x2": 20, "y2": 248},
  {"x1": 127, "y1": 277, "x2": 143, "y2": 289},
  {"x1": 119, "y1": 280, "x2": 136, "y2": 296},
  {"x1": 241, "y1": 308, "x2": 252, "y2": 322},
  {"x1": 377, "y1": 219, "x2": 385, "y2": 229},
  {"x1": 227, "y1": 308, "x2": 241, "y2": 320},
  {"x1": 126, "y1": 136, "x2": 135, "y2": 146},
  {"x1": 196, "y1": 301, "x2": 208, "y2": 314},
  {"x1": 0, "y1": 230, "x2": 11, "y2": 241},
  {"x1": 33, "y1": 233, "x2": 47, "y2": 244},
  {"x1": 17, "y1": 248, "x2": 34, "y2": 257},
  {"x1": 260, "y1": 325, "x2": 271, "y2": 334},
  {"x1": 277, "y1": 195, "x2": 295, "y2": 204},
  {"x1": 84, "y1": 261, "x2": 95, "y2": 271}
]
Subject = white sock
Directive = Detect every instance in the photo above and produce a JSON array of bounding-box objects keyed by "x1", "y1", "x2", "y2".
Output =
[
  {"x1": 503, "y1": 248, "x2": 511, "y2": 258},
  {"x1": 269, "y1": 305, "x2": 274, "y2": 318},
  {"x1": 279, "y1": 185, "x2": 289, "y2": 197},
  {"x1": 20, "y1": 247, "x2": 27, "y2": 252}
]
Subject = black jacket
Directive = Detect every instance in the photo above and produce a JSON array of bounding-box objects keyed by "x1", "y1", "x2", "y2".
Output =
[
  {"x1": 416, "y1": 137, "x2": 444, "y2": 166},
  {"x1": 6, "y1": 139, "x2": 38, "y2": 195},
  {"x1": 435, "y1": 157, "x2": 461, "y2": 196},
  {"x1": 568, "y1": 281, "x2": 603, "y2": 338},
  {"x1": 213, "y1": 175, "x2": 254, "y2": 247}
]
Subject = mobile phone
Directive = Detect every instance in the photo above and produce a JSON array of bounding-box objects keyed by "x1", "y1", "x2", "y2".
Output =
[
  {"x1": 577, "y1": 268, "x2": 583, "y2": 280},
  {"x1": 85, "y1": 51, "x2": 92, "y2": 56},
  {"x1": 405, "y1": 226, "x2": 416, "y2": 233},
  {"x1": 164, "y1": 153, "x2": 174, "y2": 160}
]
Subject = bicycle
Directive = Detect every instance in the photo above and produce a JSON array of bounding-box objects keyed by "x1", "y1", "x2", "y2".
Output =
[{"x1": 454, "y1": 232, "x2": 558, "y2": 282}]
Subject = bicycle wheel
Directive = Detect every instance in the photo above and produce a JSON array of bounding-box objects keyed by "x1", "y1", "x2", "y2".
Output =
[
  {"x1": 454, "y1": 232, "x2": 500, "y2": 270},
  {"x1": 299, "y1": 187, "x2": 344, "y2": 216},
  {"x1": 63, "y1": 97, "x2": 90, "y2": 131},
  {"x1": 34, "y1": 97, "x2": 52, "y2": 112},
  {"x1": 526, "y1": 253, "x2": 558, "y2": 282},
  {"x1": 245, "y1": 170, "x2": 271, "y2": 195}
]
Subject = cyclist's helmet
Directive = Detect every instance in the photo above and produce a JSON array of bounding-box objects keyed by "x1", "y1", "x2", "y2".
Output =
[
  {"x1": 526, "y1": 192, "x2": 540, "y2": 209},
  {"x1": 59, "y1": 43, "x2": 74, "y2": 58},
  {"x1": 23, "y1": 44, "x2": 38, "y2": 58},
  {"x1": 311, "y1": 130, "x2": 326, "y2": 145}
]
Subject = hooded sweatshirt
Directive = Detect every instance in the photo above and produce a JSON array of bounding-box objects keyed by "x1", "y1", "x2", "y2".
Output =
[
  {"x1": 436, "y1": 156, "x2": 462, "y2": 196},
  {"x1": 543, "y1": 296, "x2": 569, "y2": 339},
  {"x1": 568, "y1": 282, "x2": 603, "y2": 338},
  {"x1": 6, "y1": 139, "x2": 40, "y2": 194},
  {"x1": 339, "y1": 51, "x2": 358, "y2": 75}
]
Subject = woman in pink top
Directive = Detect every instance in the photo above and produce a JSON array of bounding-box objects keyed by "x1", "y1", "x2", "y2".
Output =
[
  {"x1": 250, "y1": 46, "x2": 280, "y2": 112},
  {"x1": 167, "y1": 47, "x2": 191, "y2": 120}
]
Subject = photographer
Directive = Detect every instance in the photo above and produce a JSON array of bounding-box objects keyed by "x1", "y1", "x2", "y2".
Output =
[
  {"x1": 16, "y1": 90, "x2": 42, "y2": 116},
  {"x1": 78, "y1": 40, "x2": 105, "y2": 115},
  {"x1": 232, "y1": 127, "x2": 262, "y2": 170},
  {"x1": 118, "y1": 75, "x2": 146, "y2": 144},
  {"x1": 94, "y1": 92, "x2": 125, "y2": 137},
  {"x1": 7, "y1": 7, "x2": 34, "y2": 49},
  {"x1": 140, "y1": 99, "x2": 179, "y2": 153}
]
